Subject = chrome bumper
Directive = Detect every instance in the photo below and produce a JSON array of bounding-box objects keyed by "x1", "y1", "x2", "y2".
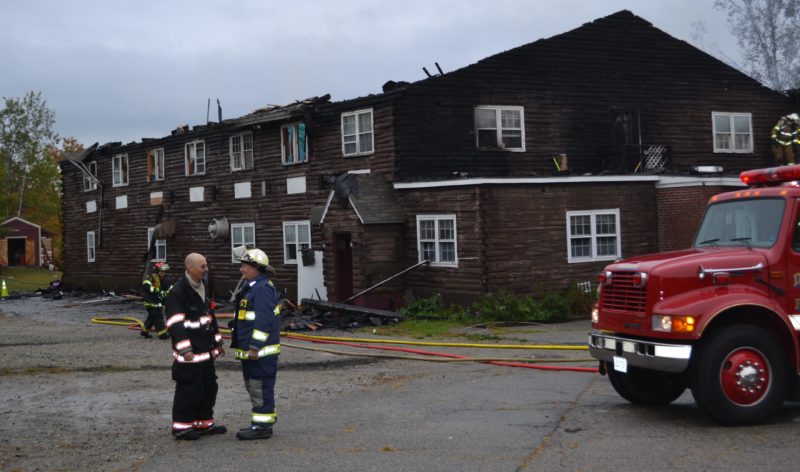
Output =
[{"x1": 588, "y1": 332, "x2": 692, "y2": 373}]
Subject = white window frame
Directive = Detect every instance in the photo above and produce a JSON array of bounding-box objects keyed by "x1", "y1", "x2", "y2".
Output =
[
  {"x1": 282, "y1": 122, "x2": 309, "y2": 165},
  {"x1": 87, "y1": 231, "x2": 96, "y2": 262},
  {"x1": 148, "y1": 147, "x2": 165, "y2": 181},
  {"x1": 112, "y1": 154, "x2": 129, "y2": 187},
  {"x1": 712, "y1": 112, "x2": 753, "y2": 153},
  {"x1": 83, "y1": 161, "x2": 98, "y2": 192},
  {"x1": 416, "y1": 214, "x2": 458, "y2": 267},
  {"x1": 231, "y1": 223, "x2": 256, "y2": 263},
  {"x1": 282, "y1": 220, "x2": 311, "y2": 264},
  {"x1": 147, "y1": 227, "x2": 167, "y2": 262},
  {"x1": 566, "y1": 209, "x2": 621, "y2": 263},
  {"x1": 185, "y1": 140, "x2": 206, "y2": 176},
  {"x1": 474, "y1": 105, "x2": 526, "y2": 151},
  {"x1": 341, "y1": 109, "x2": 374, "y2": 157},
  {"x1": 229, "y1": 132, "x2": 254, "y2": 171}
]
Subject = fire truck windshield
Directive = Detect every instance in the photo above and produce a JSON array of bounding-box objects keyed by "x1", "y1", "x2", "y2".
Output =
[{"x1": 693, "y1": 198, "x2": 785, "y2": 249}]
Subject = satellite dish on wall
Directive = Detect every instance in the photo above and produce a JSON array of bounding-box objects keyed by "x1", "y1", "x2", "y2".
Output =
[{"x1": 208, "y1": 217, "x2": 229, "y2": 240}]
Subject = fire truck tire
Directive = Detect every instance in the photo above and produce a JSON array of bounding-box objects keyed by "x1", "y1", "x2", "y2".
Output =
[
  {"x1": 691, "y1": 325, "x2": 788, "y2": 426},
  {"x1": 605, "y1": 363, "x2": 686, "y2": 405}
]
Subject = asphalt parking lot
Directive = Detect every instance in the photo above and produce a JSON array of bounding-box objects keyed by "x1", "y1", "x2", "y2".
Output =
[{"x1": 2, "y1": 295, "x2": 800, "y2": 472}]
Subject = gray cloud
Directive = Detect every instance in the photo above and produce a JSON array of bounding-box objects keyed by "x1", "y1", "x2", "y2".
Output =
[{"x1": 0, "y1": 0, "x2": 738, "y2": 146}]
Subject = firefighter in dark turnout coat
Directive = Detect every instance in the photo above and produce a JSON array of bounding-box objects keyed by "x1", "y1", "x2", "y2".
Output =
[
  {"x1": 141, "y1": 261, "x2": 170, "y2": 339},
  {"x1": 231, "y1": 248, "x2": 281, "y2": 440},
  {"x1": 165, "y1": 253, "x2": 226, "y2": 440}
]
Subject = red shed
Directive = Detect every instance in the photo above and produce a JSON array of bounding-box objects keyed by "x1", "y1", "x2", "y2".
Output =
[{"x1": 0, "y1": 217, "x2": 53, "y2": 267}]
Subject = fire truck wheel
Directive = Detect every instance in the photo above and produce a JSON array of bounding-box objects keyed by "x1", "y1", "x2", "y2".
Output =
[
  {"x1": 691, "y1": 324, "x2": 788, "y2": 426},
  {"x1": 605, "y1": 364, "x2": 686, "y2": 405}
]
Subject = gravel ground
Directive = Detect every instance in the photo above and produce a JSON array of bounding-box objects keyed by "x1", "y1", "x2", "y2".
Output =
[{"x1": 0, "y1": 293, "x2": 594, "y2": 472}]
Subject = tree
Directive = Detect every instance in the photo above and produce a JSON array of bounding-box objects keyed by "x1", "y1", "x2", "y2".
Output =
[
  {"x1": 714, "y1": 0, "x2": 800, "y2": 91},
  {"x1": 0, "y1": 91, "x2": 64, "y2": 264}
]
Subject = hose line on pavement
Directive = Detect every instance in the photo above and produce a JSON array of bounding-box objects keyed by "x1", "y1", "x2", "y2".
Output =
[{"x1": 90, "y1": 316, "x2": 598, "y2": 373}]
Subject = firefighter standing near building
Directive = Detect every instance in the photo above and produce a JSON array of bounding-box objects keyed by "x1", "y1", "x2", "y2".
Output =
[
  {"x1": 141, "y1": 262, "x2": 171, "y2": 339},
  {"x1": 165, "y1": 252, "x2": 226, "y2": 440},
  {"x1": 231, "y1": 248, "x2": 281, "y2": 440}
]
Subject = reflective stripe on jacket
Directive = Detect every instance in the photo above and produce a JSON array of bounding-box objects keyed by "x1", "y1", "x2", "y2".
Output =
[{"x1": 230, "y1": 275, "x2": 280, "y2": 357}]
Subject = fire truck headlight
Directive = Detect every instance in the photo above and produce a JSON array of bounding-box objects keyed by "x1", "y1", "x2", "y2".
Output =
[
  {"x1": 652, "y1": 315, "x2": 696, "y2": 333},
  {"x1": 591, "y1": 307, "x2": 599, "y2": 324}
]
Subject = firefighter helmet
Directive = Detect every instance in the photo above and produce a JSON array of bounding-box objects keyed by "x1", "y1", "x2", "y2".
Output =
[
  {"x1": 152, "y1": 262, "x2": 170, "y2": 272},
  {"x1": 239, "y1": 248, "x2": 274, "y2": 272}
]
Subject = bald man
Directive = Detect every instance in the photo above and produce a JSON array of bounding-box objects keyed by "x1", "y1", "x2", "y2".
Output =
[{"x1": 164, "y1": 253, "x2": 226, "y2": 440}]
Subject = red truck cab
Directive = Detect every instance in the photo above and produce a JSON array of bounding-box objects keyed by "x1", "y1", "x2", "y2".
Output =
[{"x1": 589, "y1": 165, "x2": 800, "y2": 425}]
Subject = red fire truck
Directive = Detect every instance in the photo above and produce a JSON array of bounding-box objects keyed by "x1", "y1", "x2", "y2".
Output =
[{"x1": 589, "y1": 165, "x2": 800, "y2": 425}]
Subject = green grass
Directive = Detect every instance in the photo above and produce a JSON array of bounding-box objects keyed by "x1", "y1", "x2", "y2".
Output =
[
  {"x1": 373, "y1": 319, "x2": 463, "y2": 339},
  {"x1": 1, "y1": 267, "x2": 61, "y2": 294}
]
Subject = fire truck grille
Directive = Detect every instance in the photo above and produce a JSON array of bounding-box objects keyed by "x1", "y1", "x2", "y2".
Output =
[{"x1": 602, "y1": 272, "x2": 647, "y2": 315}]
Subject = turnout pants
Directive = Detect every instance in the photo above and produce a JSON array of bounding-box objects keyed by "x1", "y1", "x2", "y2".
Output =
[
  {"x1": 143, "y1": 307, "x2": 167, "y2": 335},
  {"x1": 241, "y1": 356, "x2": 278, "y2": 428},
  {"x1": 172, "y1": 361, "x2": 218, "y2": 432}
]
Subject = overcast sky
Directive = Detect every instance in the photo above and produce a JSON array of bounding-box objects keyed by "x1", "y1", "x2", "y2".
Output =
[{"x1": 0, "y1": 0, "x2": 740, "y2": 147}]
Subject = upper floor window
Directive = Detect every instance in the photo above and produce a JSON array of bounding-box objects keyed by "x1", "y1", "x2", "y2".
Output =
[
  {"x1": 475, "y1": 106, "x2": 525, "y2": 151},
  {"x1": 230, "y1": 133, "x2": 253, "y2": 171},
  {"x1": 83, "y1": 161, "x2": 98, "y2": 192},
  {"x1": 416, "y1": 215, "x2": 458, "y2": 267},
  {"x1": 147, "y1": 227, "x2": 167, "y2": 262},
  {"x1": 112, "y1": 154, "x2": 129, "y2": 187},
  {"x1": 341, "y1": 109, "x2": 374, "y2": 157},
  {"x1": 282, "y1": 122, "x2": 308, "y2": 165},
  {"x1": 231, "y1": 223, "x2": 256, "y2": 262},
  {"x1": 147, "y1": 148, "x2": 165, "y2": 182},
  {"x1": 712, "y1": 112, "x2": 752, "y2": 153},
  {"x1": 185, "y1": 140, "x2": 206, "y2": 176},
  {"x1": 566, "y1": 209, "x2": 621, "y2": 263},
  {"x1": 283, "y1": 221, "x2": 310, "y2": 264},
  {"x1": 87, "y1": 231, "x2": 96, "y2": 262}
]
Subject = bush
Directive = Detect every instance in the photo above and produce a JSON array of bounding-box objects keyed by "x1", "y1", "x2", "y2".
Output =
[{"x1": 400, "y1": 286, "x2": 595, "y2": 324}]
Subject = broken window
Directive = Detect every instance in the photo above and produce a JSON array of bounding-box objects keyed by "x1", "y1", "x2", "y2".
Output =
[
  {"x1": 87, "y1": 231, "x2": 96, "y2": 262},
  {"x1": 147, "y1": 148, "x2": 165, "y2": 182},
  {"x1": 416, "y1": 215, "x2": 458, "y2": 266},
  {"x1": 475, "y1": 106, "x2": 525, "y2": 151},
  {"x1": 566, "y1": 209, "x2": 621, "y2": 263},
  {"x1": 231, "y1": 223, "x2": 256, "y2": 262},
  {"x1": 283, "y1": 221, "x2": 310, "y2": 264},
  {"x1": 230, "y1": 132, "x2": 254, "y2": 171},
  {"x1": 341, "y1": 109, "x2": 374, "y2": 156},
  {"x1": 712, "y1": 112, "x2": 752, "y2": 153},
  {"x1": 112, "y1": 154, "x2": 129, "y2": 187},
  {"x1": 147, "y1": 227, "x2": 167, "y2": 261},
  {"x1": 282, "y1": 122, "x2": 308, "y2": 165},
  {"x1": 83, "y1": 161, "x2": 98, "y2": 192},
  {"x1": 185, "y1": 140, "x2": 206, "y2": 176}
]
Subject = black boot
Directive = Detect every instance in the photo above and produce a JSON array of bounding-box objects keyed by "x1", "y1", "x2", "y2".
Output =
[
  {"x1": 236, "y1": 426, "x2": 272, "y2": 440},
  {"x1": 197, "y1": 424, "x2": 227, "y2": 435},
  {"x1": 158, "y1": 332, "x2": 170, "y2": 340},
  {"x1": 140, "y1": 331, "x2": 152, "y2": 339},
  {"x1": 173, "y1": 429, "x2": 200, "y2": 440}
]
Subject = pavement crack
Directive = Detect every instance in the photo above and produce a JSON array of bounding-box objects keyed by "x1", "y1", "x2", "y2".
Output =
[{"x1": 515, "y1": 374, "x2": 600, "y2": 472}]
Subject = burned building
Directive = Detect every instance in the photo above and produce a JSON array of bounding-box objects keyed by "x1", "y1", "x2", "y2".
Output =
[{"x1": 60, "y1": 11, "x2": 794, "y2": 307}]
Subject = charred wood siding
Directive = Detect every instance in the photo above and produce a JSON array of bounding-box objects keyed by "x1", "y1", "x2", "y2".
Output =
[
  {"x1": 393, "y1": 11, "x2": 791, "y2": 181},
  {"x1": 60, "y1": 97, "x2": 401, "y2": 296}
]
